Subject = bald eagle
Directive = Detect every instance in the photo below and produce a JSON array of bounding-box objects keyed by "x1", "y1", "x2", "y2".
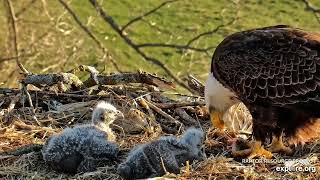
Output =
[{"x1": 205, "y1": 25, "x2": 320, "y2": 158}]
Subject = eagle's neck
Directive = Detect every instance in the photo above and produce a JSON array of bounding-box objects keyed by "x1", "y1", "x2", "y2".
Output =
[{"x1": 205, "y1": 73, "x2": 239, "y2": 112}]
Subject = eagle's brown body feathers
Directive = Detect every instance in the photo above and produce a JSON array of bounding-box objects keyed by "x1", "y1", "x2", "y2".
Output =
[{"x1": 211, "y1": 25, "x2": 320, "y2": 145}]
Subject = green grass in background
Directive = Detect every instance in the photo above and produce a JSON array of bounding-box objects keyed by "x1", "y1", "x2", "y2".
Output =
[{"x1": 1, "y1": 0, "x2": 320, "y2": 92}]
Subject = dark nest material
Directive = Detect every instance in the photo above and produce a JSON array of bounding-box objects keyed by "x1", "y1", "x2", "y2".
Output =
[{"x1": 0, "y1": 65, "x2": 319, "y2": 179}]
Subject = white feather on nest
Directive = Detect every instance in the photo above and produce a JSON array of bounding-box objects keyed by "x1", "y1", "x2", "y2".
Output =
[{"x1": 222, "y1": 102, "x2": 252, "y2": 140}]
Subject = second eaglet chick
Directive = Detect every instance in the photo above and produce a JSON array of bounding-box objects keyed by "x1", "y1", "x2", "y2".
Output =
[
  {"x1": 117, "y1": 128, "x2": 206, "y2": 180},
  {"x1": 42, "y1": 101, "x2": 123, "y2": 174}
]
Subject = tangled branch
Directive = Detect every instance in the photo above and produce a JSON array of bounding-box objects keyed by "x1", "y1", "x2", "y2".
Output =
[
  {"x1": 301, "y1": 0, "x2": 320, "y2": 23},
  {"x1": 15, "y1": 0, "x2": 37, "y2": 17},
  {"x1": 134, "y1": 16, "x2": 237, "y2": 55},
  {"x1": 186, "y1": 17, "x2": 238, "y2": 47},
  {"x1": 121, "y1": 0, "x2": 178, "y2": 32},
  {"x1": 4, "y1": 0, "x2": 29, "y2": 74},
  {"x1": 58, "y1": 0, "x2": 121, "y2": 72},
  {"x1": 89, "y1": 0, "x2": 194, "y2": 93},
  {"x1": 136, "y1": 43, "x2": 214, "y2": 53}
]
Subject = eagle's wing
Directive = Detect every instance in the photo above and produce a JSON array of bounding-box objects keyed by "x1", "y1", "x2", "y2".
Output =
[{"x1": 212, "y1": 26, "x2": 320, "y2": 105}]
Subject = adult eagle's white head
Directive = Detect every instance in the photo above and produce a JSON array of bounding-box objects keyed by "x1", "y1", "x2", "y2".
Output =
[{"x1": 204, "y1": 72, "x2": 239, "y2": 129}]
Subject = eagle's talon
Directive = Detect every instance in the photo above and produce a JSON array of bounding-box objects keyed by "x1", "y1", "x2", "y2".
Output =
[
  {"x1": 248, "y1": 142, "x2": 273, "y2": 159},
  {"x1": 231, "y1": 148, "x2": 252, "y2": 157},
  {"x1": 231, "y1": 140, "x2": 273, "y2": 159},
  {"x1": 268, "y1": 145, "x2": 293, "y2": 155},
  {"x1": 268, "y1": 136, "x2": 293, "y2": 155},
  {"x1": 231, "y1": 139, "x2": 252, "y2": 157}
]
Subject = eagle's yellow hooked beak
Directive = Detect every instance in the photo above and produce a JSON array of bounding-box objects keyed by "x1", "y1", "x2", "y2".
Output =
[{"x1": 209, "y1": 107, "x2": 225, "y2": 130}]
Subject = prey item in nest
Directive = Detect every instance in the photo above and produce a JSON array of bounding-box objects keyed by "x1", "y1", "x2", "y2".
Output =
[
  {"x1": 117, "y1": 127, "x2": 206, "y2": 180},
  {"x1": 41, "y1": 101, "x2": 122, "y2": 174}
]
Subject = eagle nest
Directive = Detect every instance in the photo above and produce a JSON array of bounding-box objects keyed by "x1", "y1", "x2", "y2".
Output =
[{"x1": 0, "y1": 67, "x2": 318, "y2": 179}]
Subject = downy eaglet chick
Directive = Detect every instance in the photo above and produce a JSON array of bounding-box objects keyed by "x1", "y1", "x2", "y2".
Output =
[
  {"x1": 42, "y1": 101, "x2": 123, "y2": 174},
  {"x1": 117, "y1": 127, "x2": 206, "y2": 180}
]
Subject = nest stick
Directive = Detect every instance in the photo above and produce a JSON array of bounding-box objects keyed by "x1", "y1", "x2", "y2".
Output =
[
  {"x1": 138, "y1": 98, "x2": 159, "y2": 128},
  {"x1": 95, "y1": 71, "x2": 175, "y2": 89},
  {"x1": 144, "y1": 100, "x2": 181, "y2": 125},
  {"x1": 0, "y1": 144, "x2": 43, "y2": 156},
  {"x1": 21, "y1": 73, "x2": 84, "y2": 90},
  {"x1": 154, "y1": 101, "x2": 205, "y2": 109},
  {"x1": 175, "y1": 108, "x2": 198, "y2": 126},
  {"x1": 186, "y1": 74, "x2": 205, "y2": 96},
  {"x1": 7, "y1": 93, "x2": 20, "y2": 113}
]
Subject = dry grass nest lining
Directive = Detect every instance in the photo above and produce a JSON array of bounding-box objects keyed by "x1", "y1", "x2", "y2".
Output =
[
  {"x1": 1, "y1": 102, "x2": 319, "y2": 180},
  {"x1": 0, "y1": 129, "x2": 319, "y2": 180}
]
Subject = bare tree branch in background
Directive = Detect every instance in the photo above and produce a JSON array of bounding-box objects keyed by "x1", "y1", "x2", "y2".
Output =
[
  {"x1": 301, "y1": 0, "x2": 320, "y2": 23},
  {"x1": 136, "y1": 43, "x2": 214, "y2": 53},
  {"x1": 4, "y1": 0, "x2": 43, "y2": 124},
  {"x1": 133, "y1": 17, "x2": 237, "y2": 55},
  {"x1": 58, "y1": 0, "x2": 122, "y2": 72},
  {"x1": 186, "y1": 17, "x2": 237, "y2": 47},
  {"x1": 0, "y1": 53, "x2": 35, "y2": 63},
  {"x1": 120, "y1": 0, "x2": 223, "y2": 55},
  {"x1": 121, "y1": 0, "x2": 178, "y2": 32},
  {"x1": 89, "y1": 0, "x2": 195, "y2": 93},
  {"x1": 302, "y1": 0, "x2": 320, "y2": 12},
  {"x1": 88, "y1": 0, "x2": 240, "y2": 92},
  {"x1": 2, "y1": 0, "x2": 238, "y2": 94},
  {"x1": 15, "y1": 0, "x2": 37, "y2": 17},
  {"x1": 4, "y1": 0, "x2": 30, "y2": 74}
]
